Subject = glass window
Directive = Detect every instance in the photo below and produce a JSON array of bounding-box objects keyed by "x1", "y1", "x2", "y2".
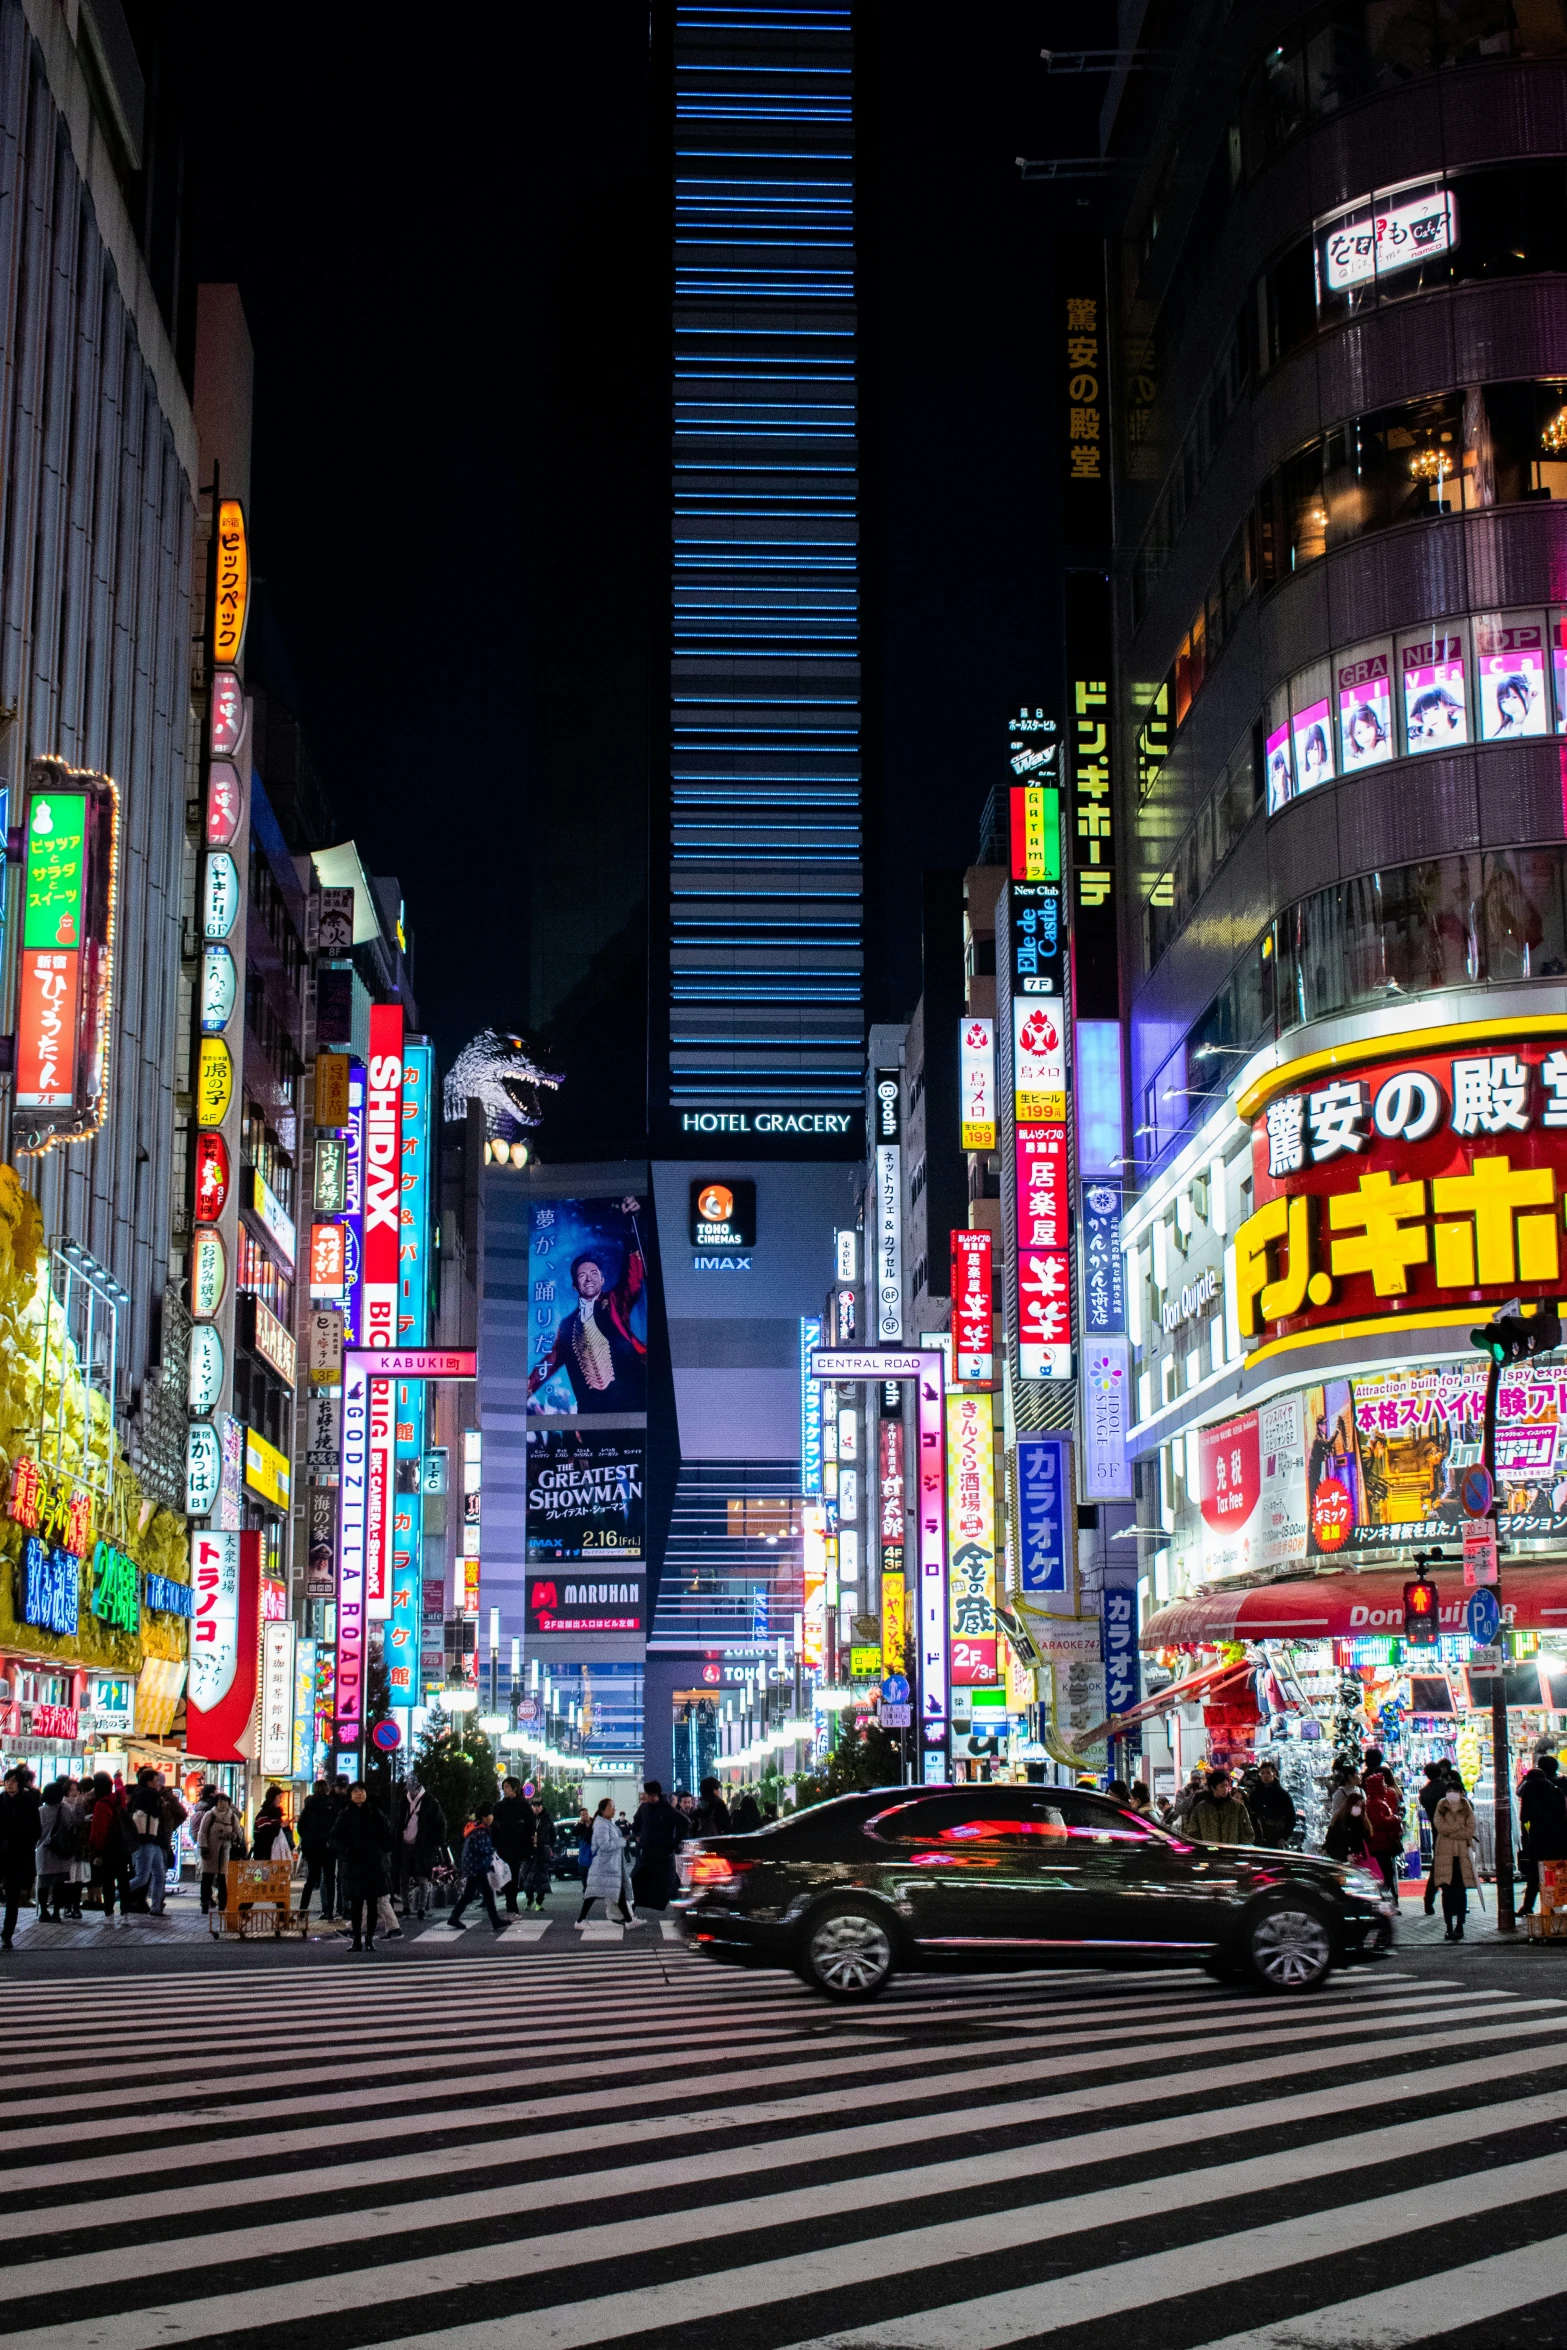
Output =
[
  {"x1": 1282, "y1": 442, "x2": 1328, "y2": 569},
  {"x1": 1397, "y1": 622, "x2": 1469, "y2": 752},
  {"x1": 1290, "y1": 659, "x2": 1335, "y2": 793},
  {"x1": 1482, "y1": 850, "x2": 1567, "y2": 983},
  {"x1": 1474, "y1": 611, "x2": 1550, "y2": 740},
  {"x1": 1336, "y1": 638, "x2": 1395, "y2": 771},
  {"x1": 1264, "y1": 684, "x2": 1293, "y2": 812},
  {"x1": 1378, "y1": 857, "x2": 1480, "y2": 995},
  {"x1": 1282, "y1": 886, "x2": 1347, "y2": 1027}
]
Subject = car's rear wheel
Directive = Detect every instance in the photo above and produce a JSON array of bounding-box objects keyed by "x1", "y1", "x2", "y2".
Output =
[
  {"x1": 799, "y1": 1900, "x2": 897, "y2": 2001},
  {"x1": 1247, "y1": 1898, "x2": 1334, "y2": 1991}
]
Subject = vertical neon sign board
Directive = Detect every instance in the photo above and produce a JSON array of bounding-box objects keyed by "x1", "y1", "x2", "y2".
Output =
[
  {"x1": 362, "y1": 1005, "x2": 404, "y2": 1354},
  {"x1": 389, "y1": 1043, "x2": 431, "y2": 1702},
  {"x1": 334, "y1": 1353, "x2": 369, "y2": 1751}
]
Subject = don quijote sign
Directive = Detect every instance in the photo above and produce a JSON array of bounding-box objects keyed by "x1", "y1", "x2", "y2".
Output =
[
  {"x1": 1161, "y1": 1265, "x2": 1218, "y2": 1335},
  {"x1": 1235, "y1": 1029, "x2": 1567, "y2": 1348}
]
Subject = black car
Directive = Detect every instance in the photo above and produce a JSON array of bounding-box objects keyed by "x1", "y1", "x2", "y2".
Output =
[{"x1": 674, "y1": 1783, "x2": 1395, "y2": 2000}]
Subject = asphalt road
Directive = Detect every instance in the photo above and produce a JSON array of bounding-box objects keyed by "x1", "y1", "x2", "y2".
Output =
[{"x1": 0, "y1": 1922, "x2": 1565, "y2": 2348}]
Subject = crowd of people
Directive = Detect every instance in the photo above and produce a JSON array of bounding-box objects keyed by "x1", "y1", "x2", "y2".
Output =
[{"x1": 1127, "y1": 1739, "x2": 1567, "y2": 1942}]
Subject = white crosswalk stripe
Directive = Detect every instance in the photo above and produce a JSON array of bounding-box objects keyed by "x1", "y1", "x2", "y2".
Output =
[{"x1": 0, "y1": 1948, "x2": 1561, "y2": 2350}]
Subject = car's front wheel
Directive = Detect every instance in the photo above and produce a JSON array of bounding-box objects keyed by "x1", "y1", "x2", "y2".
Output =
[
  {"x1": 799, "y1": 1899, "x2": 897, "y2": 2001},
  {"x1": 1246, "y1": 1897, "x2": 1334, "y2": 1991}
]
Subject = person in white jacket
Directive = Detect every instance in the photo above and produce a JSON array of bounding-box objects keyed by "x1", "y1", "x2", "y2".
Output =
[{"x1": 576, "y1": 1799, "x2": 641, "y2": 1926}]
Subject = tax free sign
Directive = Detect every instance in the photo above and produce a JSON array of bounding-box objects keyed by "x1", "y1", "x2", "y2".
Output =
[{"x1": 1235, "y1": 1025, "x2": 1567, "y2": 1352}]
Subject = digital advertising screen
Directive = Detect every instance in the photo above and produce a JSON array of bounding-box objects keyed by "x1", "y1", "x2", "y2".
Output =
[{"x1": 526, "y1": 1195, "x2": 648, "y2": 1415}]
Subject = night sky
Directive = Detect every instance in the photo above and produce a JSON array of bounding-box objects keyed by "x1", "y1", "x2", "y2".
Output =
[{"x1": 185, "y1": 4, "x2": 1111, "y2": 1076}]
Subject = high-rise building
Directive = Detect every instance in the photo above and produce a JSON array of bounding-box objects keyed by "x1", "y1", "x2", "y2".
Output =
[
  {"x1": 1102, "y1": 8, "x2": 1567, "y2": 1802},
  {"x1": 652, "y1": 1, "x2": 863, "y2": 1152}
]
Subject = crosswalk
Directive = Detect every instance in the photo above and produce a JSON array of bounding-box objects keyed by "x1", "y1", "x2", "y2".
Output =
[{"x1": 0, "y1": 1949, "x2": 1564, "y2": 2348}]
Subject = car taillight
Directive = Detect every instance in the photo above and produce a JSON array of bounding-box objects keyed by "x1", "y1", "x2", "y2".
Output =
[{"x1": 688, "y1": 1853, "x2": 752, "y2": 1886}]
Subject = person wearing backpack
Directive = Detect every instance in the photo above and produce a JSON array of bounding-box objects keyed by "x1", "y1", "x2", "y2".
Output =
[{"x1": 1361, "y1": 1749, "x2": 1405, "y2": 1895}]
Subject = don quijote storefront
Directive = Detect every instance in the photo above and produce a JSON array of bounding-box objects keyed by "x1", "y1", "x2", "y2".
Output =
[{"x1": 1120, "y1": 1009, "x2": 1567, "y2": 1856}]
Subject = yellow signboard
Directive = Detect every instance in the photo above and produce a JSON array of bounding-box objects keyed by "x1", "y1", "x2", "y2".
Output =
[
  {"x1": 880, "y1": 1570, "x2": 905, "y2": 1672},
  {"x1": 244, "y1": 1425, "x2": 291, "y2": 1511},
  {"x1": 197, "y1": 1036, "x2": 233, "y2": 1127},
  {"x1": 212, "y1": 499, "x2": 249, "y2": 666}
]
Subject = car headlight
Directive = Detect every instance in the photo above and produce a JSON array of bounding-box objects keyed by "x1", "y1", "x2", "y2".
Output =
[{"x1": 1336, "y1": 1865, "x2": 1386, "y2": 1900}]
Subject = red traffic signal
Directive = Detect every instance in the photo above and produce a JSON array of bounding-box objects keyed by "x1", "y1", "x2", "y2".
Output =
[{"x1": 1403, "y1": 1572, "x2": 1439, "y2": 1647}]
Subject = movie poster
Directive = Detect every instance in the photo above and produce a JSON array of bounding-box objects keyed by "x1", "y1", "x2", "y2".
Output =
[
  {"x1": 525, "y1": 1430, "x2": 645, "y2": 1559},
  {"x1": 526, "y1": 1196, "x2": 648, "y2": 1416}
]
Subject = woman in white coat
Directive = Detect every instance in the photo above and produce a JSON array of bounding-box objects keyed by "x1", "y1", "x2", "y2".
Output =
[
  {"x1": 577, "y1": 1798, "x2": 640, "y2": 1925},
  {"x1": 1432, "y1": 1781, "x2": 1479, "y2": 1941}
]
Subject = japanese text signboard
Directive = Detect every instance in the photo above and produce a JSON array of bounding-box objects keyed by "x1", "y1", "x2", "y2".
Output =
[
  {"x1": 947, "y1": 1392, "x2": 998, "y2": 1687},
  {"x1": 15, "y1": 762, "x2": 118, "y2": 1152},
  {"x1": 952, "y1": 1230, "x2": 994, "y2": 1383},
  {"x1": 1237, "y1": 1029, "x2": 1567, "y2": 1350},
  {"x1": 361, "y1": 1005, "x2": 404, "y2": 1354}
]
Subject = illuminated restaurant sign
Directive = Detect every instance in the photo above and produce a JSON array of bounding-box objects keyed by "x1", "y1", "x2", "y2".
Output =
[{"x1": 14, "y1": 762, "x2": 119, "y2": 1153}]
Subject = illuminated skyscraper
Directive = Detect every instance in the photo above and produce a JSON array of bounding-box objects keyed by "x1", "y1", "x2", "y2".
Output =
[{"x1": 653, "y1": 1, "x2": 863, "y2": 1153}]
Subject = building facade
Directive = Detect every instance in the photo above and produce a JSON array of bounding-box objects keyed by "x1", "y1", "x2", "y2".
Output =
[{"x1": 1107, "y1": 5, "x2": 1567, "y2": 1816}]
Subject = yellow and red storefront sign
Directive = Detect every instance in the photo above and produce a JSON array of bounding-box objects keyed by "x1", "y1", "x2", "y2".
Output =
[{"x1": 1235, "y1": 1024, "x2": 1567, "y2": 1355}]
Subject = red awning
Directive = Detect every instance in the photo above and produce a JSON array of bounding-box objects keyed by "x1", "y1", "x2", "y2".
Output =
[
  {"x1": 1066, "y1": 1658, "x2": 1251, "y2": 1755},
  {"x1": 1140, "y1": 1563, "x2": 1567, "y2": 1649}
]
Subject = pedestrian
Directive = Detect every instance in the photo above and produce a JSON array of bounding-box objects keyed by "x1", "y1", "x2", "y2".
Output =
[
  {"x1": 1361, "y1": 1751, "x2": 1405, "y2": 1895},
  {"x1": 519, "y1": 1798, "x2": 555, "y2": 1912},
  {"x1": 446, "y1": 1803, "x2": 506, "y2": 1933},
  {"x1": 0, "y1": 1765, "x2": 41, "y2": 1946},
  {"x1": 1243, "y1": 1761, "x2": 1297, "y2": 1847},
  {"x1": 1419, "y1": 1758, "x2": 1453, "y2": 1914},
  {"x1": 730, "y1": 1789, "x2": 762, "y2": 1835},
  {"x1": 578, "y1": 1796, "x2": 639, "y2": 1924},
  {"x1": 695, "y1": 1776, "x2": 731, "y2": 1835},
  {"x1": 1182, "y1": 1768, "x2": 1255, "y2": 1846},
  {"x1": 86, "y1": 1771, "x2": 131, "y2": 1920},
  {"x1": 490, "y1": 1777, "x2": 532, "y2": 1915},
  {"x1": 1432, "y1": 1777, "x2": 1479, "y2": 1940},
  {"x1": 252, "y1": 1785, "x2": 294, "y2": 1864},
  {"x1": 128, "y1": 1770, "x2": 172, "y2": 1915},
  {"x1": 389, "y1": 1772, "x2": 448, "y2": 1917},
  {"x1": 574, "y1": 1807, "x2": 594, "y2": 1885},
  {"x1": 295, "y1": 1777, "x2": 339, "y2": 1923},
  {"x1": 197, "y1": 1792, "x2": 245, "y2": 1913},
  {"x1": 1127, "y1": 1783, "x2": 1155, "y2": 1819},
  {"x1": 35, "y1": 1778, "x2": 82, "y2": 1922},
  {"x1": 1168, "y1": 1767, "x2": 1207, "y2": 1829},
  {"x1": 187, "y1": 1782, "x2": 218, "y2": 1857},
  {"x1": 1323, "y1": 1767, "x2": 1368, "y2": 1862},
  {"x1": 677, "y1": 1792, "x2": 700, "y2": 1841},
  {"x1": 1518, "y1": 1749, "x2": 1567, "y2": 1915},
  {"x1": 329, "y1": 1782, "x2": 394, "y2": 1952},
  {"x1": 1105, "y1": 1778, "x2": 1132, "y2": 1804},
  {"x1": 630, "y1": 1779, "x2": 685, "y2": 1912}
]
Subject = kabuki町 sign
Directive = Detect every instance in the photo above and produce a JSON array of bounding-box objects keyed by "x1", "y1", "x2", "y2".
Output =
[{"x1": 1237, "y1": 1029, "x2": 1567, "y2": 1348}]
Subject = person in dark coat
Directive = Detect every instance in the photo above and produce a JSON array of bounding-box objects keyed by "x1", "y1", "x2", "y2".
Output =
[
  {"x1": 86, "y1": 1772, "x2": 131, "y2": 1920},
  {"x1": 696, "y1": 1777, "x2": 731, "y2": 1836},
  {"x1": 388, "y1": 1775, "x2": 449, "y2": 1915},
  {"x1": 519, "y1": 1799, "x2": 555, "y2": 1911},
  {"x1": 1243, "y1": 1761, "x2": 1297, "y2": 1847},
  {"x1": 1518, "y1": 1752, "x2": 1567, "y2": 1915},
  {"x1": 296, "y1": 1779, "x2": 339, "y2": 1923},
  {"x1": 252, "y1": 1786, "x2": 295, "y2": 1863},
  {"x1": 328, "y1": 1784, "x2": 394, "y2": 1952},
  {"x1": 0, "y1": 1765, "x2": 43, "y2": 1946},
  {"x1": 630, "y1": 1780, "x2": 686, "y2": 1912},
  {"x1": 446, "y1": 1804, "x2": 505, "y2": 1932},
  {"x1": 490, "y1": 1779, "x2": 534, "y2": 1915},
  {"x1": 730, "y1": 1790, "x2": 763, "y2": 1835}
]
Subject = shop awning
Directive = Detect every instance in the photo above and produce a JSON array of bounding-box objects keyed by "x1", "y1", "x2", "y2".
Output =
[
  {"x1": 1140, "y1": 1563, "x2": 1567, "y2": 1649},
  {"x1": 1064, "y1": 1658, "x2": 1252, "y2": 1756}
]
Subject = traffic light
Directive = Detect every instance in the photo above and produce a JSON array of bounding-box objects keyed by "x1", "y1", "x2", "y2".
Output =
[
  {"x1": 1471, "y1": 1307, "x2": 1564, "y2": 1366},
  {"x1": 1403, "y1": 1571, "x2": 1439, "y2": 1647}
]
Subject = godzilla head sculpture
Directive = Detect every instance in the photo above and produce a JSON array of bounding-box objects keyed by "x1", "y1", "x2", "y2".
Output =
[{"x1": 443, "y1": 1030, "x2": 561, "y2": 1164}]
